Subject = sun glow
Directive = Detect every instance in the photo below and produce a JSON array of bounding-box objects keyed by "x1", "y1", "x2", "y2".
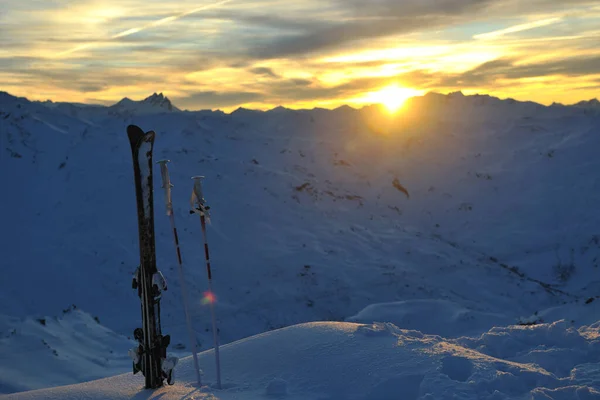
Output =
[{"x1": 365, "y1": 84, "x2": 424, "y2": 113}]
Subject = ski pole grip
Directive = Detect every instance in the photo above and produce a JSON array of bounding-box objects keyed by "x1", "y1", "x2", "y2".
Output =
[
  {"x1": 157, "y1": 160, "x2": 171, "y2": 188},
  {"x1": 157, "y1": 160, "x2": 173, "y2": 215},
  {"x1": 191, "y1": 176, "x2": 206, "y2": 205}
]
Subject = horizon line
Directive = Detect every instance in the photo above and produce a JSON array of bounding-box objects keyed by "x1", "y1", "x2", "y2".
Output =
[{"x1": 2, "y1": 90, "x2": 599, "y2": 114}]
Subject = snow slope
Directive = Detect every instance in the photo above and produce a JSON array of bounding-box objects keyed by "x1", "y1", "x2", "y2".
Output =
[
  {"x1": 5, "y1": 320, "x2": 600, "y2": 400},
  {"x1": 1, "y1": 90, "x2": 599, "y2": 394},
  {"x1": 0, "y1": 308, "x2": 133, "y2": 394}
]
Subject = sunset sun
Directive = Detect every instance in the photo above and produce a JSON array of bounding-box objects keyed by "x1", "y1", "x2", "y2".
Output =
[{"x1": 365, "y1": 85, "x2": 424, "y2": 113}]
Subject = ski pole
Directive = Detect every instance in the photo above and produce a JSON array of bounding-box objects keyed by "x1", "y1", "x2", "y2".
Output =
[
  {"x1": 157, "y1": 160, "x2": 202, "y2": 387},
  {"x1": 190, "y1": 176, "x2": 222, "y2": 390}
]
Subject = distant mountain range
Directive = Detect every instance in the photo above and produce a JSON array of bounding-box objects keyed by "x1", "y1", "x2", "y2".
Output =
[{"x1": 2, "y1": 90, "x2": 598, "y2": 114}]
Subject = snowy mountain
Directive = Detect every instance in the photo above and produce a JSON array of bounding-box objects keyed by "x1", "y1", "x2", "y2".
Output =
[
  {"x1": 573, "y1": 98, "x2": 600, "y2": 109},
  {"x1": 1, "y1": 90, "x2": 600, "y2": 399},
  {"x1": 108, "y1": 92, "x2": 181, "y2": 116},
  {"x1": 551, "y1": 98, "x2": 600, "y2": 110}
]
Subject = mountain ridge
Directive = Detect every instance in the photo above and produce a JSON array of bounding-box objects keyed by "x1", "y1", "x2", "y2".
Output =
[{"x1": 2, "y1": 90, "x2": 599, "y2": 114}]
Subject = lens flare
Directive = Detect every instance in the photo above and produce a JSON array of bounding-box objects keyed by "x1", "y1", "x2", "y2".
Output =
[{"x1": 201, "y1": 291, "x2": 217, "y2": 305}]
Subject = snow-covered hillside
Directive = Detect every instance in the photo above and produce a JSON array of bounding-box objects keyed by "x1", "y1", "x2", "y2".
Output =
[
  {"x1": 5, "y1": 320, "x2": 600, "y2": 400},
  {"x1": 1, "y1": 90, "x2": 599, "y2": 397}
]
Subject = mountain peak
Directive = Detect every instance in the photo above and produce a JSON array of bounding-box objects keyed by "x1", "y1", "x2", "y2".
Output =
[
  {"x1": 110, "y1": 92, "x2": 180, "y2": 114},
  {"x1": 574, "y1": 98, "x2": 600, "y2": 108},
  {"x1": 141, "y1": 92, "x2": 178, "y2": 111},
  {"x1": 143, "y1": 92, "x2": 164, "y2": 103},
  {"x1": 269, "y1": 105, "x2": 290, "y2": 113},
  {"x1": 0, "y1": 91, "x2": 27, "y2": 104},
  {"x1": 333, "y1": 104, "x2": 356, "y2": 112},
  {"x1": 231, "y1": 106, "x2": 262, "y2": 115}
]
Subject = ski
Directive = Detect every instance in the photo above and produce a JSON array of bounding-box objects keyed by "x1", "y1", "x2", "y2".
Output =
[{"x1": 126, "y1": 124, "x2": 175, "y2": 389}]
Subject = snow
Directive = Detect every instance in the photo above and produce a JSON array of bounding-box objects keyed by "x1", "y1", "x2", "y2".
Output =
[
  {"x1": 5, "y1": 320, "x2": 600, "y2": 399},
  {"x1": 0, "y1": 309, "x2": 136, "y2": 394},
  {"x1": 108, "y1": 93, "x2": 181, "y2": 116},
  {"x1": 1, "y1": 90, "x2": 600, "y2": 399},
  {"x1": 346, "y1": 299, "x2": 512, "y2": 338}
]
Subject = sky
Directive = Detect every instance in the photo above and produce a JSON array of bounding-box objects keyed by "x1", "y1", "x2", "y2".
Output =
[{"x1": 1, "y1": 0, "x2": 599, "y2": 111}]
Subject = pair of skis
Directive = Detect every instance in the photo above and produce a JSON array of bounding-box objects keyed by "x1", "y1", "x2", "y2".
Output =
[
  {"x1": 126, "y1": 125, "x2": 175, "y2": 389},
  {"x1": 126, "y1": 124, "x2": 221, "y2": 390}
]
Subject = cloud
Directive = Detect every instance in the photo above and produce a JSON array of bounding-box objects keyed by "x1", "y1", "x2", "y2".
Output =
[
  {"x1": 468, "y1": 55, "x2": 600, "y2": 81},
  {"x1": 174, "y1": 90, "x2": 263, "y2": 109},
  {"x1": 573, "y1": 83, "x2": 600, "y2": 91},
  {"x1": 55, "y1": 0, "x2": 235, "y2": 57},
  {"x1": 0, "y1": 64, "x2": 165, "y2": 93},
  {"x1": 488, "y1": 0, "x2": 598, "y2": 14},
  {"x1": 2, "y1": 0, "x2": 599, "y2": 108},
  {"x1": 249, "y1": 67, "x2": 279, "y2": 78},
  {"x1": 340, "y1": 0, "x2": 492, "y2": 17},
  {"x1": 171, "y1": 75, "x2": 401, "y2": 110},
  {"x1": 474, "y1": 17, "x2": 563, "y2": 39},
  {"x1": 196, "y1": 10, "x2": 323, "y2": 32},
  {"x1": 509, "y1": 56, "x2": 600, "y2": 78},
  {"x1": 260, "y1": 75, "x2": 403, "y2": 103},
  {"x1": 248, "y1": 0, "x2": 497, "y2": 59},
  {"x1": 179, "y1": 53, "x2": 600, "y2": 107},
  {"x1": 0, "y1": 57, "x2": 39, "y2": 69},
  {"x1": 393, "y1": 54, "x2": 600, "y2": 91}
]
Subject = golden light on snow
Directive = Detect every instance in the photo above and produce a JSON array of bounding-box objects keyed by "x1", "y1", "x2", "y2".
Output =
[{"x1": 362, "y1": 85, "x2": 424, "y2": 113}]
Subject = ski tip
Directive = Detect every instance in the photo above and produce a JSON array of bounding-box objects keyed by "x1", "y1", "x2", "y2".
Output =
[
  {"x1": 191, "y1": 176, "x2": 205, "y2": 180},
  {"x1": 157, "y1": 159, "x2": 171, "y2": 165},
  {"x1": 127, "y1": 124, "x2": 144, "y2": 135},
  {"x1": 126, "y1": 125, "x2": 146, "y2": 149},
  {"x1": 144, "y1": 130, "x2": 156, "y2": 141}
]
